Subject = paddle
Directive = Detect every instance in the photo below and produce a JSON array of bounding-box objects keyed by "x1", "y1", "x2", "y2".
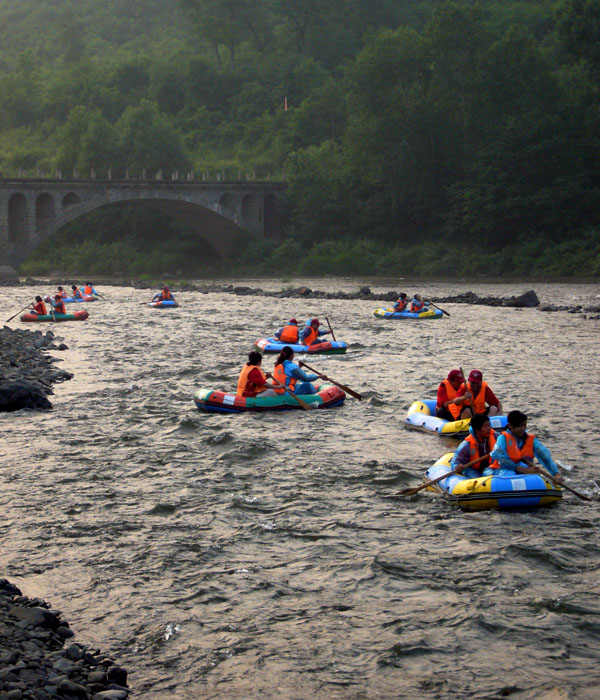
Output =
[
  {"x1": 298, "y1": 361, "x2": 362, "y2": 400},
  {"x1": 522, "y1": 459, "x2": 593, "y2": 501},
  {"x1": 427, "y1": 300, "x2": 450, "y2": 317},
  {"x1": 266, "y1": 373, "x2": 311, "y2": 411},
  {"x1": 460, "y1": 367, "x2": 476, "y2": 416},
  {"x1": 394, "y1": 453, "x2": 491, "y2": 497},
  {"x1": 6, "y1": 303, "x2": 32, "y2": 323},
  {"x1": 325, "y1": 316, "x2": 336, "y2": 341}
]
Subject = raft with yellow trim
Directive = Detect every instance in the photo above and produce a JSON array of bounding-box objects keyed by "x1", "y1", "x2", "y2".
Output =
[
  {"x1": 374, "y1": 307, "x2": 443, "y2": 319},
  {"x1": 404, "y1": 399, "x2": 508, "y2": 438},
  {"x1": 193, "y1": 384, "x2": 345, "y2": 413},
  {"x1": 424, "y1": 453, "x2": 562, "y2": 510}
]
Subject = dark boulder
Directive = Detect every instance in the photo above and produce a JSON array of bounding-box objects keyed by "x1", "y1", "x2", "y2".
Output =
[
  {"x1": 512, "y1": 290, "x2": 540, "y2": 308},
  {"x1": 0, "y1": 381, "x2": 53, "y2": 411}
]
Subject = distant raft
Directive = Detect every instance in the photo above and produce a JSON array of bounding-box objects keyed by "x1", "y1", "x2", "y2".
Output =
[
  {"x1": 193, "y1": 384, "x2": 345, "y2": 413},
  {"x1": 147, "y1": 300, "x2": 178, "y2": 308},
  {"x1": 424, "y1": 452, "x2": 562, "y2": 510},
  {"x1": 374, "y1": 307, "x2": 443, "y2": 320},
  {"x1": 63, "y1": 295, "x2": 97, "y2": 303},
  {"x1": 404, "y1": 399, "x2": 508, "y2": 438},
  {"x1": 255, "y1": 337, "x2": 348, "y2": 354},
  {"x1": 21, "y1": 310, "x2": 89, "y2": 323}
]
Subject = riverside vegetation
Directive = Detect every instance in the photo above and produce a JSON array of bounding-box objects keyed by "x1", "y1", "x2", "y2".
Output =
[{"x1": 2, "y1": 0, "x2": 600, "y2": 277}]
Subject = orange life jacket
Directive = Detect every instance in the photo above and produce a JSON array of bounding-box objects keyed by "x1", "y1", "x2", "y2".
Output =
[
  {"x1": 302, "y1": 326, "x2": 318, "y2": 346},
  {"x1": 54, "y1": 300, "x2": 66, "y2": 315},
  {"x1": 441, "y1": 379, "x2": 465, "y2": 419},
  {"x1": 395, "y1": 298, "x2": 407, "y2": 311},
  {"x1": 58, "y1": 290, "x2": 68, "y2": 298},
  {"x1": 83, "y1": 285, "x2": 93, "y2": 295},
  {"x1": 466, "y1": 381, "x2": 489, "y2": 414},
  {"x1": 279, "y1": 324, "x2": 299, "y2": 343},
  {"x1": 236, "y1": 363, "x2": 267, "y2": 397},
  {"x1": 411, "y1": 299, "x2": 425, "y2": 312},
  {"x1": 73, "y1": 287, "x2": 82, "y2": 299},
  {"x1": 160, "y1": 291, "x2": 172, "y2": 300},
  {"x1": 273, "y1": 362, "x2": 296, "y2": 394},
  {"x1": 489, "y1": 431, "x2": 535, "y2": 470},
  {"x1": 463, "y1": 432, "x2": 497, "y2": 469}
]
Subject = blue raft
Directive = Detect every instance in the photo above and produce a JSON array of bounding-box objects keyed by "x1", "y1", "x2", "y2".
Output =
[
  {"x1": 63, "y1": 295, "x2": 98, "y2": 303},
  {"x1": 255, "y1": 337, "x2": 347, "y2": 354},
  {"x1": 405, "y1": 399, "x2": 508, "y2": 438},
  {"x1": 147, "y1": 300, "x2": 178, "y2": 308},
  {"x1": 424, "y1": 453, "x2": 562, "y2": 510},
  {"x1": 374, "y1": 307, "x2": 443, "y2": 320}
]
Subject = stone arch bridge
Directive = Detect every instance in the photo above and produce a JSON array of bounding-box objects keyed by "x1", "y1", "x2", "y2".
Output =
[{"x1": 0, "y1": 178, "x2": 288, "y2": 268}]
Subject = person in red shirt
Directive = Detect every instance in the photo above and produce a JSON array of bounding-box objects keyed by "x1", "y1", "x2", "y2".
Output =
[
  {"x1": 236, "y1": 351, "x2": 280, "y2": 397},
  {"x1": 31, "y1": 296, "x2": 47, "y2": 315},
  {"x1": 436, "y1": 368, "x2": 470, "y2": 420},
  {"x1": 455, "y1": 369, "x2": 503, "y2": 419}
]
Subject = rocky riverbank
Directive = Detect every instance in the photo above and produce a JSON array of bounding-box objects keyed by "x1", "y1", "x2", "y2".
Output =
[
  {"x1": 0, "y1": 327, "x2": 72, "y2": 412},
  {"x1": 0, "y1": 578, "x2": 130, "y2": 700}
]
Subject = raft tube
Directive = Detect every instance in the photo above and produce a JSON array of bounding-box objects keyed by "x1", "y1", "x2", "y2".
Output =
[
  {"x1": 63, "y1": 295, "x2": 97, "y2": 303},
  {"x1": 374, "y1": 307, "x2": 443, "y2": 320},
  {"x1": 21, "y1": 310, "x2": 89, "y2": 322},
  {"x1": 254, "y1": 337, "x2": 348, "y2": 354},
  {"x1": 193, "y1": 384, "x2": 345, "y2": 413},
  {"x1": 424, "y1": 452, "x2": 562, "y2": 510},
  {"x1": 147, "y1": 300, "x2": 178, "y2": 308},
  {"x1": 404, "y1": 399, "x2": 508, "y2": 438}
]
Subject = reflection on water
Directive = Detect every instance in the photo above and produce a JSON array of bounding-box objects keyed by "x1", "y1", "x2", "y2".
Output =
[{"x1": 1, "y1": 280, "x2": 599, "y2": 699}]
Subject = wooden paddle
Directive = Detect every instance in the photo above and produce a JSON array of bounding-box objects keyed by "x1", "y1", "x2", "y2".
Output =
[
  {"x1": 298, "y1": 361, "x2": 362, "y2": 400},
  {"x1": 522, "y1": 459, "x2": 593, "y2": 501},
  {"x1": 427, "y1": 300, "x2": 450, "y2": 317},
  {"x1": 395, "y1": 453, "x2": 491, "y2": 497},
  {"x1": 460, "y1": 367, "x2": 476, "y2": 416},
  {"x1": 325, "y1": 316, "x2": 336, "y2": 341},
  {"x1": 266, "y1": 373, "x2": 312, "y2": 411},
  {"x1": 6, "y1": 303, "x2": 32, "y2": 322}
]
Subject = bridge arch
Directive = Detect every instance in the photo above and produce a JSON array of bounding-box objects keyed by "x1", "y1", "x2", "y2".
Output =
[
  {"x1": 8, "y1": 193, "x2": 29, "y2": 242},
  {"x1": 36, "y1": 193, "x2": 56, "y2": 233},
  {"x1": 63, "y1": 192, "x2": 81, "y2": 210}
]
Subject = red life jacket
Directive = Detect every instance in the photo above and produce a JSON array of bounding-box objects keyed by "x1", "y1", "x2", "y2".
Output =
[
  {"x1": 279, "y1": 324, "x2": 299, "y2": 343},
  {"x1": 302, "y1": 326, "x2": 318, "y2": 346},
  {"x1": 410, "y1": 299, "x2": 425, "y2": 312},
  {"x1": 489, "y1": 431, "x2": 535, "y2": 470},
  {"x1": 160, "y1": 290, "x2": 173, "y2": 300},
  {"x1": 440, "y1": 379, "x2": 465, "y2": 419},
  {"x1": 33, "y1": 301, "x2": 47, "y2": 315},
  {"x1": 236, "y1": 364, "x2": 267, "y2": 397},
  {"x1": 273, "y1": 362, "x2": 296, "y2": 394},
  {"x1": 463, "y1": 432, "x2": 497, "y2": 469}
]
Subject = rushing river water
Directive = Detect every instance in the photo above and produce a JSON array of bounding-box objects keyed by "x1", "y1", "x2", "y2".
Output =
[{"x1": 1, "y1": 278, "x2": 600, "y2": 699}]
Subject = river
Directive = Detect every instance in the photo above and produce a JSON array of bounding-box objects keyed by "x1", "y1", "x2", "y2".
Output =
[{"x1": 1, "y1": 278, "x2": 599, "y2": 699}]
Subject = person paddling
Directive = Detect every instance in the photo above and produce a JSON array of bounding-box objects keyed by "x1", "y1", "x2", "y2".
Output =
[
  {"x1": 236, "y1": 351, "x2": 279, "y2": 397},
  {"x1": 272, "y1": 346, "x2": 324, "y2": 395},
  {"x1": 71, "y1": 285, "x2": 84, "y2": 300},
  {"x1": 81, "y1": 281, "x2": 100, "y2": 296},
  {"x1": 487, "y1": 410, "x2": 563, "y2": 484},
  {"x1": 31, "y1": 295, "x2": 47, "y2": 315},
  {"x1": 299, "y1": 318, "x2": 332, "y2": 347},
  {"x1": 51, "y1": 294, "x2": 66, "y2": 315},
  {"x1": 451, "y1": 414, "x2": 496, "y2": 478},
  {"x1": 394, "y1": 293, "x2": 408, "y2": 312},
  {"x1": 152, "y1": 285, "x2": 176, "y2": 303},
  {"x1": 410, "y1": 294, "x2": 428, "y2": 313}
]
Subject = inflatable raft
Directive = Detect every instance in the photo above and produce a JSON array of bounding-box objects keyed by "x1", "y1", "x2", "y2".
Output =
[
  {"x1": 255, "y1": 337, "x2": 348, "y2": 354},
  {"x1": 147, "y1": 300, "x2": 178, "y2": 308},
  {"x1": 424, "y1": 452, "x2": 562, "y2": 510},
  {"x1": 405, "y1": 399, "x2": 508, "y2": 438},
  {"x1": 194, "y1": 384, "x2": 345, "y2": 413},
  {"x1": 374, "y1": 307, "x2": 443, "y2": 320},
  {"x1": 63, "y1": 295, "x2": 97, "y2": 303},
  {"x1": 21, "y1": 310, "x2": 89, "y2": 322}
]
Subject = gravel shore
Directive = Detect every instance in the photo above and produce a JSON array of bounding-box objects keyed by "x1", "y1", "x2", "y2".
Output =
[{"x1": 0, "y1": 578, "x2": 129, "y2": 700}]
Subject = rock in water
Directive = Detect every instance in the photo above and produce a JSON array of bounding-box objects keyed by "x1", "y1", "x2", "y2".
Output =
[
  {"x1": 0, "y1": 381, "x2": 53, "y2": 411},
  {"x1": 513, "y1": 290, "x2": 540, "y2": 307}
]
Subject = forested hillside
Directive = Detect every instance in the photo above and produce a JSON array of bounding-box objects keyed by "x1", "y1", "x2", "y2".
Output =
[{"x1": 1, "y1": 0, "x2": 598, "y2": 278}]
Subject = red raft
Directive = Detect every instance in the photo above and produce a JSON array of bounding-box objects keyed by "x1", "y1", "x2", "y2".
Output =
[{"x1": 21, "y1": 310, "x2": 89, "y2": 322}]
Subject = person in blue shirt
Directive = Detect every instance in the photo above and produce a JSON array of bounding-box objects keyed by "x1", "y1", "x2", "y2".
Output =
[
  {"x1": 272, "y1": 346, "x2": 326, "y2": 395},
  {"x1": 299, "y1": 318, "x2": 332, "y2": 346},
  {"x1": 486, "y1": 410, "x2": 563, "y2": 484}
]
